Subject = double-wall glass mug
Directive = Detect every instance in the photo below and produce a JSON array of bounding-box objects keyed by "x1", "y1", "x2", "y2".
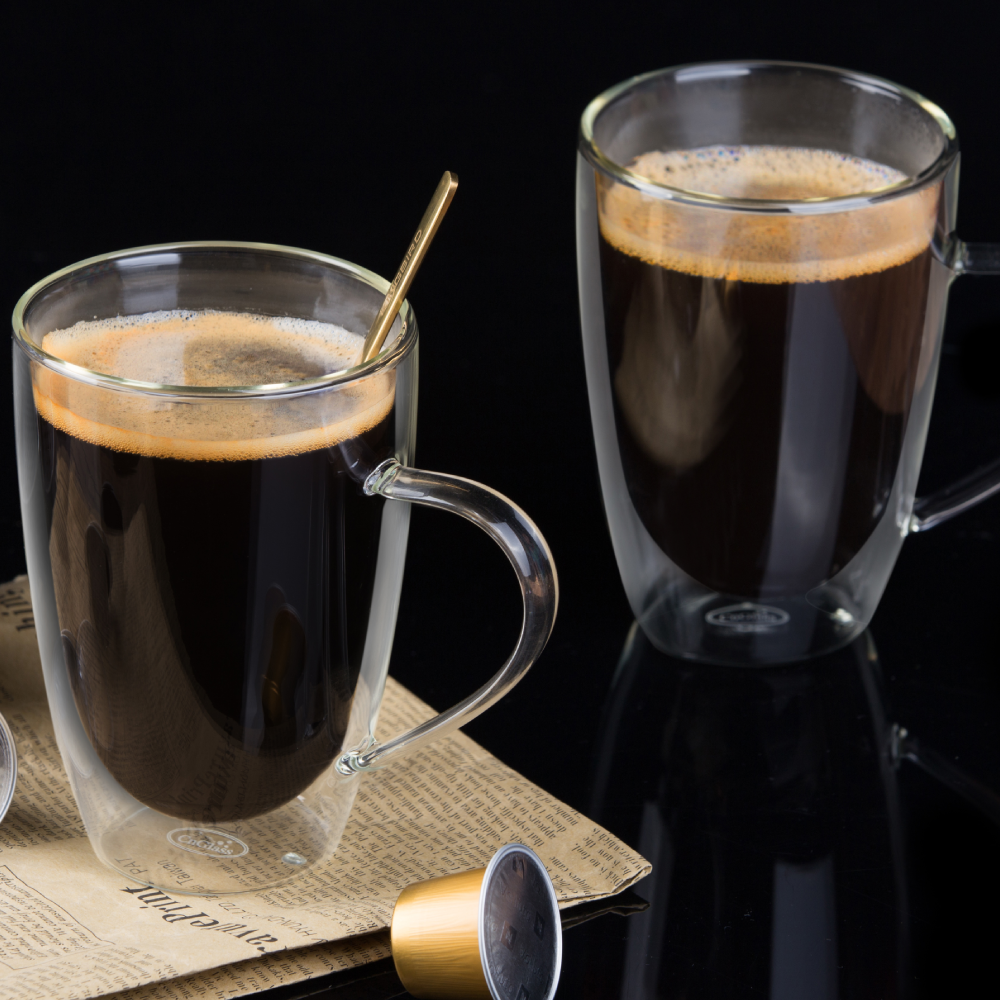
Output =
[
  {"x1": 12, "y1": 243, "x2": 558, "y2": 893},
  {"x1": 577, "y1": 61, "x2": 1000, "y2": 665}
]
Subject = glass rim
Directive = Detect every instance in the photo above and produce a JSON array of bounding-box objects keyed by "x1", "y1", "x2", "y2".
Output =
[
  {"x1": 11, "y1": 240, "x2": 417, "y2": 398},
  {"x1": 578, "y1": 60, "x2": 959, "y2": 215}
]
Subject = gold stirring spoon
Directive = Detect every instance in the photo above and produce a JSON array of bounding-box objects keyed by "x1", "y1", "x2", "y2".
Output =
[{"x1": 360, "y1": 170, "x2": 459, "y2": 364}]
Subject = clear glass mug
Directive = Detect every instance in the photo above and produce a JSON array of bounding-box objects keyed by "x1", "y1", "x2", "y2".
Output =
[
  {"x1": 12, "y1": 243, "x2": 558, "y2": 893},
  {"x1": 576, "y1": 62, "x2": 1000, "y2": 665}
]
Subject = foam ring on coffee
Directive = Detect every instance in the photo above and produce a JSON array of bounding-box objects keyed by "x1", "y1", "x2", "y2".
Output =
[
  {"x1": 34, "y1": 311, "x2": 395, "y2": 462},
  {"x1": 598, "y1": 146, "x2": 938, "y2": 285}
]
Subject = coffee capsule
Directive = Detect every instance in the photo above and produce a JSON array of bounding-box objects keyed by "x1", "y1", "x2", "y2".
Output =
[
  {"x1": 391, "y1": 843, "x2": 562, "y2": 1000},
  {"x1": 0, "y1": 711, "x2": 16, "y2": 823}
]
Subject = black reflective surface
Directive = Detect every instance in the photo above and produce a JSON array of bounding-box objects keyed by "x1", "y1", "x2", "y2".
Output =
[
  {"x1": 3, "y1": 5, "x2": 1000, "y2": 998},
  {"x1": 258, "y1": 611, "x2": 999, "y2": 1000},
  {"x1": 566, "y1": 629, "x2": 906, "y2": 1000}
]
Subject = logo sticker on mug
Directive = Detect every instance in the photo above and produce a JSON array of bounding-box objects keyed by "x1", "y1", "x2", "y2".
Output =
[
  {"x1": 705, "y1": 604, "x2": 791, "y2": 631},
  {"x1": 167, "y1": 828, "x2": 249, "y2": 858}
]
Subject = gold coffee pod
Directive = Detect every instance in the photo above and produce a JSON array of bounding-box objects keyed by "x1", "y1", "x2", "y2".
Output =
[{"x1": 391, "y1": 843, "x2": 562, "y2": 1000}]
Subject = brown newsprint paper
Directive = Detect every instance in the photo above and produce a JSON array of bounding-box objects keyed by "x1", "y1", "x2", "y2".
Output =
[{"x1": 0, "y1": 577, "x2": 650, "y2": 1000}]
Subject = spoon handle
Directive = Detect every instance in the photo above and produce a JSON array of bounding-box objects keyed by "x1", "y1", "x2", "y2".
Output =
[{"x1": 360, "y1": 170, "x2": 458, "y2": 363}]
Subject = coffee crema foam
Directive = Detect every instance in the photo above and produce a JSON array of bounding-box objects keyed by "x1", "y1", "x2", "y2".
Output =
[
  {"x1": 34, "y1": 310, "x2": 394, "y2": 461},
  {"x1": 598, "y1": 145, "x2": 938, "y2": 284},
  {"x1": 629, "y1": 146, "x2": 906, "y2": 200}
]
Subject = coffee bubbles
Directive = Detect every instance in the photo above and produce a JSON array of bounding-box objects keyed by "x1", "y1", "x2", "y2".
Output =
[{"x1": 37, "y1": 312, "x2": 392, "y2": 461}]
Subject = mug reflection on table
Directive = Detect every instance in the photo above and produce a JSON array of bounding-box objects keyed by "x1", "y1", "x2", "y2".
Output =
[{"x1": 576, "y1": 625, "x2": 905, "y2": 1000}]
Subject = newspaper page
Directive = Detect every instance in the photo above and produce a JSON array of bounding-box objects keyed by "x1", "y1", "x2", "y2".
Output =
[{"x1": 0, "y1": 577, "x2": 649, "y2": 1000}]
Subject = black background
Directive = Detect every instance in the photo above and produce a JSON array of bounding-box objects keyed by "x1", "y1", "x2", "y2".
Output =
[{"x1": 2, "y1": 3, "x2": 999, "y2": 996}]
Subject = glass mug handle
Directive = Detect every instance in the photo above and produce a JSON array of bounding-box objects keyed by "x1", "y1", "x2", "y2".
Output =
[
  {"x1": 335, "y1": 459, "x2": 558, "y2": 775},
  {"x1": 909, "y1": 241, "x2": 1000, "y2": 532}
]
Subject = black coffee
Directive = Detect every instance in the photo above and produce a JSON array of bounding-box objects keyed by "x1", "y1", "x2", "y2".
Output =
[
  {"x1": 598, "y1": 146, "x2": 936, "y2": 597},
  {"x1": 36, "y1": 312, "x2": 395, "y2": 822}
]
